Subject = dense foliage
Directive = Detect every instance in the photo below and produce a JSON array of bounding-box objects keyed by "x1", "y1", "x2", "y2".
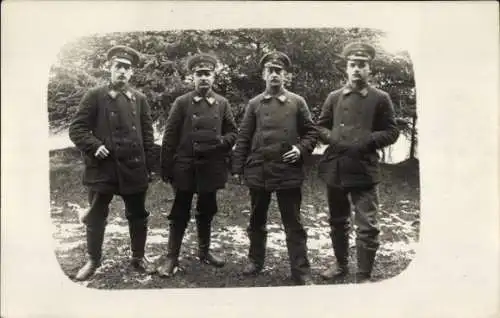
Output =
[{"x1": 48, "y1": 28, "x2": 417, "y2": 149}]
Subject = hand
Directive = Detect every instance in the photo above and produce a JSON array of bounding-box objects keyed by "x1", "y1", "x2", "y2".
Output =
[
  {"x1": 94, "y1": 145, "x2": 110, "y2": 159},
  {"x1": 148, "y1": 171, "x2": 157, "y2": 182},
  {"x1": 282, "y1": 145, "x2": 301, "y2": 163},
  {"x1": 233, "y1": 174, "x2": 244, "y2": 185}
]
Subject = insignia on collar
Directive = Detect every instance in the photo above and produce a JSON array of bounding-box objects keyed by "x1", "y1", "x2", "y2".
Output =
[
  {"x1": 263, "y1": 94, "x2": 287, "y2": 103},
  {"x1": 108, "y1": 90, "x2": 118, "y2": 99},
  {"x1": 193, "y1": 95, "x2": 216, "y2": 105},
  {"x1": 343, "y1": 87, "x2": 368, "y2": 97},
  {"x1": 206, "y1": 97, "x2": 216, "y2": 105},
  {"x1": 277, "y1": 95, "x2": 287, "y2": 102},
  {"x1": 108, "y1": 89, "x2": 135, "y2": 101},
  {"x1": 125, "y1": 91, "x2": 136, "y2": 101}
]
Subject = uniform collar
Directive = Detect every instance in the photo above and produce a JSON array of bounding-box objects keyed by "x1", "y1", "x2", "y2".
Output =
[
  {"x1": 107, "y1": 84, "x2": 135, "y2": 101},
  {"x1": 342, "y1": 83, "x2": 369, "y2": 97},
  {"x1": 193, "y1": 90, "x2": 216, "y2": 105},
  {"x1": 263, "y1": 88, "x2": 288, "y2": 103}
]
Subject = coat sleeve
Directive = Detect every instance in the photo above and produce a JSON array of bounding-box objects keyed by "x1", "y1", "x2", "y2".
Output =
[
  {"x1": 368, "y1": 92, "x2": 400, "y2": 150},
  {"x1": 316, "y1": 92, "x2": 336, "y2": 144},
  {"x1": 68, "y1": 89, "x2": 104, "y2": 157},
  {"x1": 140, "y1": 96, "x2": 155, "y2": 173},
  {"x1": 231, "y1": 102, "x2": 256, "y2": 175},
  {"x1": 220, "y1": 100, "x2": 238, "y2": 149},
  {"x1": 160, "y1": 98, "x2": 183, "y2": 180},
  {"x1": 296, "y1": 97, "x2": 319, "y2": 156}
]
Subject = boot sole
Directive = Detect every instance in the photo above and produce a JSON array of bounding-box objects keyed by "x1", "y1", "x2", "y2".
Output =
[{"x1": 157, "y1": 266, "x2": 179, "y2": 278}]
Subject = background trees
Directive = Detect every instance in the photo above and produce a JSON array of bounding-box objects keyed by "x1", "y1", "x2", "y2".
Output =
[{"x1": 48, "y1": 28, "x2": 417, "y2": 157}]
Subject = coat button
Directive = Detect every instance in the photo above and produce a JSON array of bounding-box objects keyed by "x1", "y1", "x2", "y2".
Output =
[
  {"x1": 340, "y1": 123, "x2": 345, "y2": 127},
  {"x1": 212, "y1": 128, "x2": 216, "y2": 132},
  {"x1": 132, "y1": 126, "x2": 136, "y2": 130}
]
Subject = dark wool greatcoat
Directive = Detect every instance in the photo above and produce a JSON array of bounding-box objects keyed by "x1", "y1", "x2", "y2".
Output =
[
  {"x1": 232, "y1": 89, "x2": 319, "y2": 191},
  {"x1": 160, "y1": 90, "x2": 237, "y2": 193},
  {"x1": 69, "y1": 84, "x2": 155, "y2": 195},
  {"x1": 316, "y1": 84, "x2": 400, "y2": 187}
]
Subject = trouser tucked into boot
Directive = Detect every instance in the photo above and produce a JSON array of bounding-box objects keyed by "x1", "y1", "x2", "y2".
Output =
[
  {"x1": 75, "y1": 223, "x2": 106, "y2": 281},
  {"x1": 320, "y1": 223, "x2": 350, "y2": 280},
  {"x1": 75, "y1": 190, "x2": 154, "y2": 280},
  {"x1": 157, "y1": 222, "x2": 186, "y2": 277},
  {"x1": 195, "y1": 192, "x2": 225, "y2": 267},
  {"x1": 356, "y1": 245, "x2": 377, "y2": 282},
  {"x1": 75, "y1": 190, "x2": 110, "y2": 281},
  {"x1": 245, "y1": 188, "x2": 311, "y2": 282},
  {"x1": 158, "y1": 189, "x2": 223, "y2": 276},
  {"x1": 325, "y1": 185, "x2": 380, "y2": 283},
  {"x1": 128, "y1": 217, "x2": 156, "y2": 274}
]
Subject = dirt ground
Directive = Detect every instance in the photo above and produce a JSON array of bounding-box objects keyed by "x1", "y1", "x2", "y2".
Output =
[{"x1": 49, "y1": 147, "x2": 420, "y2": 289}]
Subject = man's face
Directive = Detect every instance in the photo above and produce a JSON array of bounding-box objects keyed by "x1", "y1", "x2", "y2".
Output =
[
  {"x1": 346, "y1": 59, "x2": 370, "y2": 84},
  {"x1": 263, "y1": 66, "x2": 286, "y2": 88},
  {"x1": 110, "y1": 59, "x2": 133, "y2": 86},
  {"x1": 193, "y1": 69, "x2": 215, "y2": 92}
]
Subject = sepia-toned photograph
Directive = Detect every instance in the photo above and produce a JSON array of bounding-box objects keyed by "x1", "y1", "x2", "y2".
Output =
[
  {"x1": 3, "y1": 2, "x2": 499, "y2": 317},
  {"x1": 48, "y1": 28, "x2": 420, "y2": 289}
]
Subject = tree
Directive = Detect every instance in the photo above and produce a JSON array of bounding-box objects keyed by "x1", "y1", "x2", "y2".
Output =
[{"x1": 48, "y1": 28, "x2": 418, "y2": 154}]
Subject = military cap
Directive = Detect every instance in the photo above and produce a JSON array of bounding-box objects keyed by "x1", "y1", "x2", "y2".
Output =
[
  {"x1": 106, "y1": 45, "x2": 141, "y2": 67},
  {"x1": 259, "y1": 51, "x2": 291, "y2": 70},
  {"x1": 341, "y1": 42, "x2": 376, "y2": 61},
  {"x1": 187, "y1": 53, "x2": 218, "y2": 72}
]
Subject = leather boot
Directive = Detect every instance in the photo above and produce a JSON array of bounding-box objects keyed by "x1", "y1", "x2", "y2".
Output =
[
  {"x1": 321, "y1": 231, "x2": 349, "y2": 280},
  {"x1": 196, "y1": 219, "x2": 225, "y2": 267},
  {"x1": 355, "y1": 245, "x2": 376, "y2": 283},
  {"x1": 242, "y1": 231, "x2": 266, "y2": 275},
  {"x1": 129, "y1": 218, "x2": 156, "y2": 274},
  {"x1": 75, "y1": 224, "x2": 105, "y2": 281},
  {"x1": 157, "y1": 224, "x2": 185, "y2": 277}
]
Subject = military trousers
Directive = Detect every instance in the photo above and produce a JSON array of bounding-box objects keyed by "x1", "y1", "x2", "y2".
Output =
[
  {"x1": 83, "y1": 190, "x2": 149, "y2": 226},
  {"x1": 326, "y1": 185, "x2": 380, "y2": 251},
  {"x1": 247, "y1": 187, "x2": 311, "y2": 279},
  {"x1": 167, "y1": 190, "x2": 218, "y2": 229}
]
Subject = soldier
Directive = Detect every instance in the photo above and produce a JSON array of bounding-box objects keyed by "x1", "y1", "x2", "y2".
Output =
[
  {"x1": 316, "y1": 42, "x2": 400, "y2": 283},
  {"x1": 232, "y1": 51, "x2": 319, "y2": 286},
  {"x1": 69, "y1": 45, "x2": 156, "y2": 281},
  {"x1": 157, "y1": 53, "x2": 238, "y2": 277}
]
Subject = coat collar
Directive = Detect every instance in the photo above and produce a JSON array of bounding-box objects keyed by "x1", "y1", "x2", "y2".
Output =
[
  {"x1": 263, "y1": 88, "x2": 288, "y2": 103},
  {"x1": 342, "y1": 83, "x2": 369, "y2": 97},
  {"x1": 193, "y1": 90, "x2": 216, "y2": 105},
  {"x1": 107, "y1": 84, "x2": 136, "y2": 101}
]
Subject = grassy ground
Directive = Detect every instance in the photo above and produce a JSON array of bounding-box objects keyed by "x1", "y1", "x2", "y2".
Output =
[{"x1": 50, "y1": 147, "x2": 420, "y2": 289}]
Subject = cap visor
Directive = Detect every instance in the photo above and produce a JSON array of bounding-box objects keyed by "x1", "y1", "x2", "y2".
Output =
[
  {"x1": 347, "y1": 55, "x2": 370, "y2": 61},
  {"x1": 113, "y1": 57, "x2": 132, "y2": 65},
  {"x1": 265, "y1": 63, "x2": 284, "y2": 69},
  {"x1": 194, "y1": 67, "x2": 213, "y2": 71}
]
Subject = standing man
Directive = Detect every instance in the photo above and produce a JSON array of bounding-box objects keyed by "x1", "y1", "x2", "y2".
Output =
[
  {"x1": 232, "y1": 51, "x2": 319, "y2": 286},
  {"x1": 316, "y1": 42, "x2": 399, "y2": 283},
  {"x1": 157, "y1": 53, "x2": 237, "y2": 277},
  {"x1": 69, "y1": 45, "x2": 156, "y2": 281}
]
